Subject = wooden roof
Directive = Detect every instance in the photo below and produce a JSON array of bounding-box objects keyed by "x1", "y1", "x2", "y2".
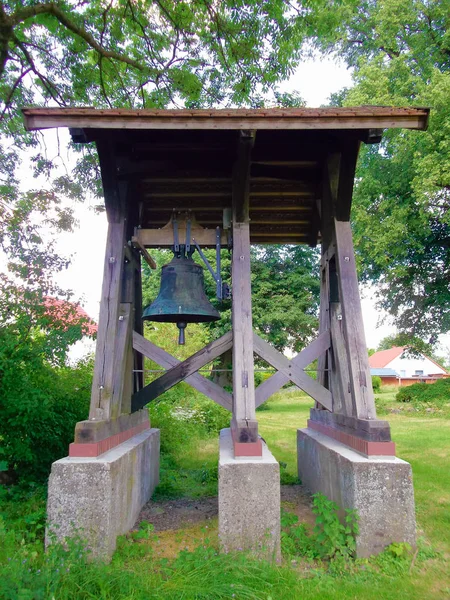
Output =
[{"x1": 22, "y1": 107, "x2": 429, "y2": 246}]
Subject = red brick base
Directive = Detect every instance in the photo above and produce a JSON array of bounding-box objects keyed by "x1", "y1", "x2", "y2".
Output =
[
  {"x1": 69, "y1": 421, "x2": 150, "y2": 457},
  {"x1": 308, "y1": 420, "x2": 396, "y2": 457},
  {"x1": 230, "y1": 427, "x2": 263, "y2": 457}
]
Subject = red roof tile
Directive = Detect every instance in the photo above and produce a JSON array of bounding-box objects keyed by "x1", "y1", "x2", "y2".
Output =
[
  {"x1": 368, "y1": 347, "x2": 405, "y2": 368},
  {"x1": 43, "y1": 298, "x2": 97, "y2": 336}
]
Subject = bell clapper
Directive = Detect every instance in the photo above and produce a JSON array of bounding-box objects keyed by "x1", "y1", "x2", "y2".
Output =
[{"x1": 177, "y1": 321, "x2": 187, "y2": 345}]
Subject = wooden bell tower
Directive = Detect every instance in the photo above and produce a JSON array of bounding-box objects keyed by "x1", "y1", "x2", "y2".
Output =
[{"x1": 23, "y1": 106, "x2": 429, "y2": 558}]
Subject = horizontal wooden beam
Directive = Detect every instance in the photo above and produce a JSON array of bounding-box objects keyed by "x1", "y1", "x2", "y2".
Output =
[
  {"x1": 252, "y1": 160, "x2": 319, "y2": 167},
  {"x1": 133, "y1": 331, "x2": 232, "y2": 410},
  {"x1": 250, "y1": 232, "x2": 308, "y2": 238},
  {"x1": 74, "y1": 409, "x2": 149, "y2": 444},
  {"x1": 135, "y1": 227, "x2": 228, "y2": 248},
  {"x1": 142, "y1": 191, "x2": 231, "y2": 198},
  {"x1": 144, "y1": 204, "x2": 313, "y2": 212},
  {"x1": 131, "y1": 331, "x2": 233, "y2": 411},
  {"x1": 141, "y1": 218, "x2": 309, "y2": 226}
]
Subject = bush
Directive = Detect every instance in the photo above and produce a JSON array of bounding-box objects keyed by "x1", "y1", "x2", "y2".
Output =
[
  {"x1": 0, "y1": 347, "x2": 92, "y2": 482},
  {"x1": 148, "y1": 384, "x2": 227, "y2": 499},
  {"x1": 148, "y1": 383, "x2": 230, "y2": 450},
  {"x1": 396, "y1": 378, "x2": 450, "y2": 408},
  {"x1": 189, "y1": 398, "x2": 230, "y2": 434},
  {"x1": 372, "y1": 375, "x2": 382, "y2": 392}
]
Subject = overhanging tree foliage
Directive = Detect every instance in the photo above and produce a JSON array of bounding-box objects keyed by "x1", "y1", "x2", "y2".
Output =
[
  {"x1": 319, "y1": 0, "x2": 450, "y2": 342},
  {"x1": 0, "y1": 1, "x2": 314, "y2": 380},
  {"x1": 2, "y1": 0, "x2": 448, "y2": 354},
  {"x1": 1, "y1": 0, "x2": 307, "y2": 193},
  {"x1": 0, "y1": 0, "x2": 312, "y2": 342}
]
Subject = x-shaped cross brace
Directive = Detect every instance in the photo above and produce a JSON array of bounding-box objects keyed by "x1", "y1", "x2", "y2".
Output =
[
  {"x1": 253, "y1": 331, "x2": 332, "y2": 410},
  {"x1": 131, "y1": 331, "x2": 233, "y2": 412}
]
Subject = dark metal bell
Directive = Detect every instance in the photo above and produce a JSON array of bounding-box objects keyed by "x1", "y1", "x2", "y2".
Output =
[{"x1": 142, "y1": 255, "x2": 220, "y2": 344}]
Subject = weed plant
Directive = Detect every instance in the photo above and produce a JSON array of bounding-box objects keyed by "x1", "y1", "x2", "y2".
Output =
[{"x1": 281, "y1": 493, "x2": 358, "y2": 561}]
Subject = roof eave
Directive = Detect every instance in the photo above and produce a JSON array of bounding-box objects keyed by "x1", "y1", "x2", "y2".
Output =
[{"x1": 22, "y1": 107, "x2": 430, "y2": 133}]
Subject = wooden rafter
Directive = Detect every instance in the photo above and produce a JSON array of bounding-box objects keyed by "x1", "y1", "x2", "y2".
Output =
[{"x1": 131, "y1": 236, "x2": 157, "y2": 269}]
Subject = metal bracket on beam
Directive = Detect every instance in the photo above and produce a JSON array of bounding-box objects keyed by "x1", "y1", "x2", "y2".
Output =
[{"x1": 193, "y1": 228, "x2": 230, "y2": 301}]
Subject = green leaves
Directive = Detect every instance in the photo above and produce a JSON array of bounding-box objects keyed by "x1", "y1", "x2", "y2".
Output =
[
  {"x1": 281, "y1": 493, "x2": 359, "y2": 561},
  {"x1": 250, "y1": 245, "x2": 320, "y2": 353},
  {"x1": 0, "y1": 342, "x2": 92, "y2": 481},
  {"x1": 323, "y1": 1, "x2": 450, "y2": 341}
]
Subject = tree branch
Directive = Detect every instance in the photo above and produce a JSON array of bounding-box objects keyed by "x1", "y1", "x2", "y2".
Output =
[
  {"x1": 11, "y1": 2, "x2": 146, "y2": 71},
  {"x1": 1, "y1": 66, "x2": 31, "y2": 120},
  {"x1": 0, "y1": 2, "x2": 13, "y2": 78},
  {"x1": 13, "y1": 37, "x2": 65, "y2": 106}
]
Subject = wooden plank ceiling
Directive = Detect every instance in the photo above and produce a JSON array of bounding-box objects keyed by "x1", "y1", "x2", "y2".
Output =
[
  {"x1": 114, "y1": 128, "x2": 324, "y2": 245},
  {"x1": 22, "y1": 107, "x2": 429, "y2": 247}
]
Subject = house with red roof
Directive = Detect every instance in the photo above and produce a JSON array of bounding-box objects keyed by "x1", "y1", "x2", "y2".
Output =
[
  {"x1": 43, "y1": 298, "x2": 97, "y2": 336},
  {"x1": 369, "y1": 346, "x2": 448, "y2": 387}
]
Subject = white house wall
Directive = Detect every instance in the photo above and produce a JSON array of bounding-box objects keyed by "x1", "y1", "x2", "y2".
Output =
[{"x1": 387, "y1": 354, "x2": 446, "y2": 378}]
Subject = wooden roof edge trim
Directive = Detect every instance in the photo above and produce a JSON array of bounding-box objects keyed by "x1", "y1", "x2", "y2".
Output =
[
  {"x1": 22, "y1": 106, "x2": 430, "y2": 117},
  {"x1": 22, "y1": 106, "x2": 430, "y2": 132}
]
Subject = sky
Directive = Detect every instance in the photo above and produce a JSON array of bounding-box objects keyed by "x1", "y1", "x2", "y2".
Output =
[{"x1": 36, "y1": 56, "x2": 446, "y2": 356}]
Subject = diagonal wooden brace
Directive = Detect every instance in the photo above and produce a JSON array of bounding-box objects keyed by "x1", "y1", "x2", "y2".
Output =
[
  {"x1": 133, "y1": 332, "x2": 232, "y2": 410},
  {"x1": 131, "y1": 331, "x2": 233, "y2": 411},
  {"x1": 253, "y1": 331, "x2": 332, "y2": 410}
]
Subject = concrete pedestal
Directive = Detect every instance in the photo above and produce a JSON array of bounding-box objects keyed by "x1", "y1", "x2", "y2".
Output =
[
  {"x1": 297, "y1": 428, "x2": 416, "y2": 557},
  {"x1": 218, "y1": 428, "x2": 280, "y2": 560},
  {"x1": 46, "y1": 428, "x2": 160, "y2": 559}
]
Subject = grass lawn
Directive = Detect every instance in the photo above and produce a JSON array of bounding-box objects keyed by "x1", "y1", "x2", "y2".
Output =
[
  {"x1": 1, "y1": 387, "x2": 449, "y2": 599},
  {"x1": 257, "y1": 390, "x2": 450, "y2": 555}
]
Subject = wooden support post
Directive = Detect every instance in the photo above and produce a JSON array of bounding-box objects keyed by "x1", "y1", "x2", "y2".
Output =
[
  {"x1": 89, "y1": 219, "x2": 127, "y2": 420},
  {"x1": 110, "y1": 303, "x2": 133, "y2": 418},
  {"x1": 329, "y1": 301, "x2": 355, "y2": 416},
  {"x1": 119, "y1": 249, "x2": 138, "y2": 414},
  {"x1": 316, "y1": 147, "x2": 377, "y2": 422},
  {"x1": 317, "y1": 256, "x2": 331, "y2": 392},
  {"x1": 88, "y1": 144, "x2": 134, "y2": 422},
  {"x1": 231, "y1": 130, "x2": 260, "y2": 453},
  {"x1": 316, "y1": 157, "x2": 335, "y2": 402},
  {"x1": 133, "y1": 253, "x2": 144, "y2": 394},
  {"x1": 334, "y1": 219, "x2": 376, "y2": 420}
]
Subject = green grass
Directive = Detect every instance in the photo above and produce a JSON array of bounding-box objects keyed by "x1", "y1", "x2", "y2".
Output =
[
  {"x1": 152, "y1": 387, "x2": 450, "y2": 554},
  {"x1": 258, "y1": 390, "x2": 311, "y2": 480},
  {"x1": 390, "y1": 415, "x2": 450, "y2": 552},
  {"x1": 1, "y1": 388, "x2": 449, "y2": 599},
  {"x1": 260, "y1": 391, "x2": 450, "y2": 555}
]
